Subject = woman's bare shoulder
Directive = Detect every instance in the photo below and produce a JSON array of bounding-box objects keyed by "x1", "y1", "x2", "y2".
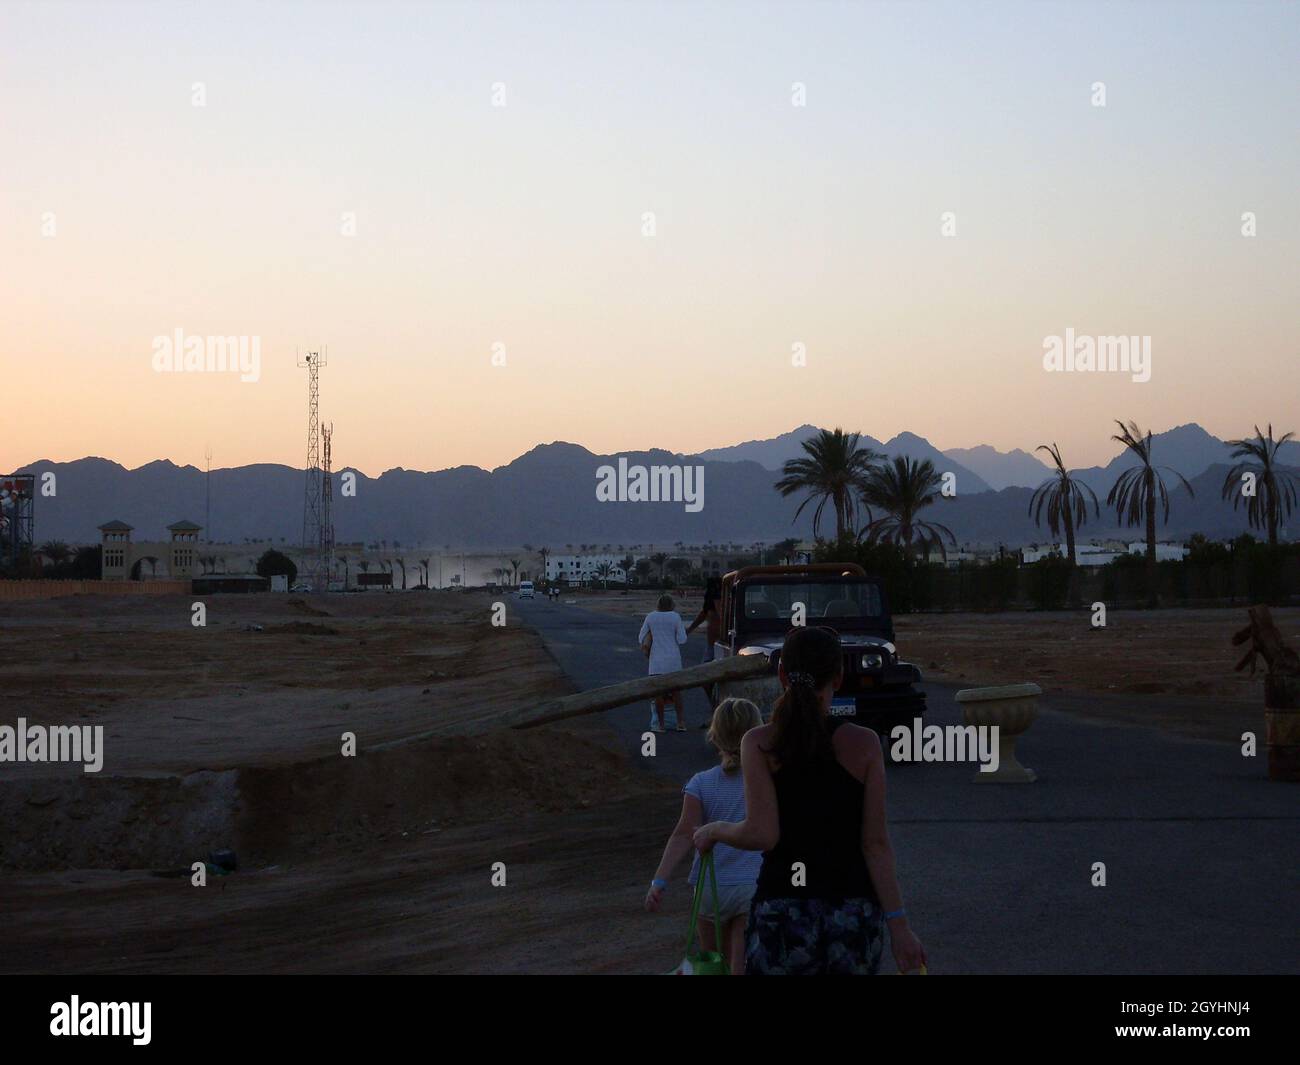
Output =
[{"x1": 833, "y1": 723, "x2": 882, "y2": 760}]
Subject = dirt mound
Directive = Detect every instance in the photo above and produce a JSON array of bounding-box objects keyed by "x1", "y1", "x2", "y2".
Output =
[
  {"x1": 0, "y1": 771, "x2": 239, "y2": 872},
  {"x1": 235, "y1": 726, "x2": 665, "y2": 866},
  {"x1": 0, "y1": 727, "x2": 667, "y2": 872},
  {"x1": 286, "y1": 597, "x2": 332, "y2": 617},
  {"x1": 263, "y1": 621, "x2": 341, "y2": 636}
]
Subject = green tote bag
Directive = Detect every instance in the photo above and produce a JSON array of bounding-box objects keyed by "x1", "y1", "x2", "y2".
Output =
[{"x1": 682, "y1": 851, "x2": 730, "y2": 975}]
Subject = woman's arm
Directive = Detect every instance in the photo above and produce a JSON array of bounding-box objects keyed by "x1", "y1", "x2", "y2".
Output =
[
  {"x1": 645, "y1": 794, "x2": 703, "y2": 912},
  {"x1": 693, "y1": 730, "x2": 778, "y2": 852},
  {"x1": 859, "y1": 731, "x2": 926, "y2": 971},
  {"x1": 685, "y1": 606, "x2": 708, "y2": 633},
  {"x1": 638, "y1": 616, "x2": 651, "y2": 644}
]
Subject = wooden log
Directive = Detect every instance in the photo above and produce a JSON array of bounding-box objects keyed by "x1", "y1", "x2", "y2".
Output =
[{"x1": 499, "y1": 652, "x2": 772, "y2": 731}]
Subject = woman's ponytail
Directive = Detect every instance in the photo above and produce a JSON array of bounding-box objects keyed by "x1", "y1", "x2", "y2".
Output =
[{"x1": 767, "y1": 626, "x2": 842, "y2": 770}]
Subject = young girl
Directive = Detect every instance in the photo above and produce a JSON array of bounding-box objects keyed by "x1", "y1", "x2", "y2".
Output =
[{"x1": 644, "y1": 698, "x2": 763, "y2": 974}]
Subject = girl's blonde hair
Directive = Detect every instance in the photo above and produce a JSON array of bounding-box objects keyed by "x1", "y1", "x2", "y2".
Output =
[{"x1": 708, "y1": 697, "x2": 763, "y2": 772}]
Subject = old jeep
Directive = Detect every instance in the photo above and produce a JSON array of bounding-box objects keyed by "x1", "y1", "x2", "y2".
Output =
[{"x1": 711, "y1": 563, "x2": 926, "y2": 734}]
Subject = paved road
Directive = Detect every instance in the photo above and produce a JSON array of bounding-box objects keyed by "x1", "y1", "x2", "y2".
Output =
[{"x1": 515, "y1": 595, "x2": 1300, "y2": 974}]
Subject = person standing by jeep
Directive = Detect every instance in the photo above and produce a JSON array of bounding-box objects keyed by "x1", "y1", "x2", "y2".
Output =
[
  {"x1": 686, "y1": 576, "x2": 723, "y2": 663},
  {"x1": 639, "y1": 594, "x2": 689, "y2": 732},
  {"x1": 692, "y1": 625, "x2": 926, "y2": 975}
]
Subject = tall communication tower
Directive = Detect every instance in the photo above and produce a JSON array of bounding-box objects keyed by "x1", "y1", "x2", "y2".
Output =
[
  {"x1": 298, "y1": 348, "x2": 328, "y2": 591},
  {"x1": 321, "y1": 423, "x2": 334, "y2": 590}
]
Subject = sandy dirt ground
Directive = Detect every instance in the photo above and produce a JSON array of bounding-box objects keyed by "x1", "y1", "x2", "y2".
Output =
[
  {"x1": 1, "y1": 589, "x2": 1292, "y2": 972},
  {"x1": 0, "y1": 590, "x2": 691, "y2": 973}
]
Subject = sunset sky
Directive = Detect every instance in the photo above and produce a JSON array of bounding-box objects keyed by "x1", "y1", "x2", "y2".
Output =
[{"x1": 3, "y1": 0, "x2": 1296, "y2": 477}]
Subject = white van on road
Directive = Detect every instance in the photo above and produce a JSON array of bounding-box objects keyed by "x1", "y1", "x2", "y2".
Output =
[{"x1": 518, "y1": 581, "x2": 535, "y2": 599}]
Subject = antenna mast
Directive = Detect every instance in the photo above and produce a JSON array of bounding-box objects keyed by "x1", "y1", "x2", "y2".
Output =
[
  {"x1": 321, "y1": 423, "x2": 334, "y2": 590},
  {"x1": 298, "y1": 348, "x2": 328, "y2": 592}
]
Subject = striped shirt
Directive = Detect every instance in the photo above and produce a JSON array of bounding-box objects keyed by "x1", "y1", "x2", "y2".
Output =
[{"x1": 683, "y1": 764, "x2": 763, "y2": 887}]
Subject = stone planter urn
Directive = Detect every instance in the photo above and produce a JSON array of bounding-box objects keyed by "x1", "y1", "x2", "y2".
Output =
[{"x1": 955, "y1": 683, "x2": 1042, "y2": 783}]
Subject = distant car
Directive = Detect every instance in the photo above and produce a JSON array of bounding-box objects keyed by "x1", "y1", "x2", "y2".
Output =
[
  {"x1": 518, "y1": 581, "x2": 535, "y2": 599},
  {"x1": 289, "y1": 582, "x2": 311, "y2": 593}
]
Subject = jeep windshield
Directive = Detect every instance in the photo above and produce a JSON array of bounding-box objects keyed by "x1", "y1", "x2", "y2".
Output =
[{"x1": 739, "y1": 579, "x2": 884, "y2": 628}]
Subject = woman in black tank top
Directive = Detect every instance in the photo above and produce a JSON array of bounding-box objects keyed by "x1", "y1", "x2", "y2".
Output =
[{"x1": 694, "y1": 626, "x2": 926, "y2": 975}]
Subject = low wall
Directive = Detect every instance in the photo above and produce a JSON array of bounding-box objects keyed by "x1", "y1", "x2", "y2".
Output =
[{"x1": 0, "y1": 579, "x2": 191, "y2": 601}]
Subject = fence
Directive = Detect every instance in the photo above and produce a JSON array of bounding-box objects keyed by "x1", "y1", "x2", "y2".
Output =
[{"x1": 0, "y1": 579, "x2": 191, "y2": 601}]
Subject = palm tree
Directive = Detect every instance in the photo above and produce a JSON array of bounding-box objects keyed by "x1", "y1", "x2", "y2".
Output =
[
  {"x1": 859, "y1": 456, "x2": 956, "y2": 560},
  {"x1": 510, "y1": 558, "x2": 521, "y2": 587},
  {"x1": 419, "y1": 557, "x2": 431, "y2": 588},
  {"x1": 1221, "y1": 424, "x2": 1297, "y2": 546},
  {"x1": 1028, "y1": 444, "x2": 1099, "y2": 567},
  {"x1": 650, "y1": 552, "x2": 669, "y2": 585},
  {"x1": 595, "y1": 561, "x2": 614, "y2": 589},
  {"x1": 667, "y1": 557, "x2": 691, "y2": 584},
  {"x1": 634, "y1": 559, "x2": 652, "y2": 585},
  {"x1": 776, "y1": 427, "x2": 881, "y2": 541},
  {"x1": 338, "y1": 554, "x2": 350, "y2": 588},
  {"x1": 773, "y1": 537, "x2": 800, "y2": 563},
  {"x1": 1107, "y1": 420, "x2": 1194, "y2": 606},
  {"x1": 393, "y1": 557, "x2": 407, "y2": 590},
  {"x1": 620, "y1": 553, "x2": 635, "y2": 590},
  {"x1": 38, "y1": 541, "x2": 72, "y2": 569}
]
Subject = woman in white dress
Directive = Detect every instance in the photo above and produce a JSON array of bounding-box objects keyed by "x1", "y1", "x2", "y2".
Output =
[{"x1": 639, "y1": 594, "x2": 689, "y2": 732}]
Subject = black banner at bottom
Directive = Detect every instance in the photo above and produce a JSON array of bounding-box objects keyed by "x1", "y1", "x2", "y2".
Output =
[{"x1": 0, "y1": 975, "x2": 1285, "y2": 1051}]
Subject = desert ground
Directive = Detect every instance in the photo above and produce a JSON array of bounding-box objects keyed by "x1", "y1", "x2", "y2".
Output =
[{"x1": 1, "y1": 589, "x2": 1295, "y2": 973}]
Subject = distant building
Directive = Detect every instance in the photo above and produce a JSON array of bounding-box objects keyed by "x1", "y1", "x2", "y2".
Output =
[
  {"x1": 545, "y1": 554, "x2": 628, "y2": 586},
  {"x1": 97, "y1": 519, "x2": 204, "y2": 581},
  {"x1": 1018, "y1": 540, "x2": 1186, "y2": 566},
  {"x1": 1127, "y1": 541, "x2": 1188, "y2": 562},
  {"x1": 98, "y1": 520, "x2": 134, "y2": 579}
]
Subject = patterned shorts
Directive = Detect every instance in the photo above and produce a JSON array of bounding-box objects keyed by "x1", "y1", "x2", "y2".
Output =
[{"x1": 744, "y1": 897, "x2": 884, "y2": 975}]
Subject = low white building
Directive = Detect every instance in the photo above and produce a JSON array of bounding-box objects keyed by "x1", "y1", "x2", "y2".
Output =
[
  {"x1": 1127, "y1": 541, "x2": 1189, "y2": 562},
  {"x1": 1020, "y1": 541, "x2": 1186, "y2": 566},
  {"x1": 546, "y1": 554, "x2": 629, "y2": 586}
]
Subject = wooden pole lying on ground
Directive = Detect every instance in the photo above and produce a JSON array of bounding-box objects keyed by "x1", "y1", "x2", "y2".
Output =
[
  {"x1": 499, "y1": 653, "x2": 772, "y2": 731},
  {"x1": 1232, "y1": 604, "x2": 1300, "y2": 782}
]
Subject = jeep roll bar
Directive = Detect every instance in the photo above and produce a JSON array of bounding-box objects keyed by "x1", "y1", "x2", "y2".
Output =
[
  {"x1": 718, "y1": 563, "x2": 871, "y2": 643},
  {"x1": 725, "y1": 563, "x2": 866, "y2": 581}
]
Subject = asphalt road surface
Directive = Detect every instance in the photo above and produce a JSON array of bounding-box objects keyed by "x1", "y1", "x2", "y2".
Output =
[{"x1": 514, "y1": 594, "x2": 1300, "y2": 974}]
